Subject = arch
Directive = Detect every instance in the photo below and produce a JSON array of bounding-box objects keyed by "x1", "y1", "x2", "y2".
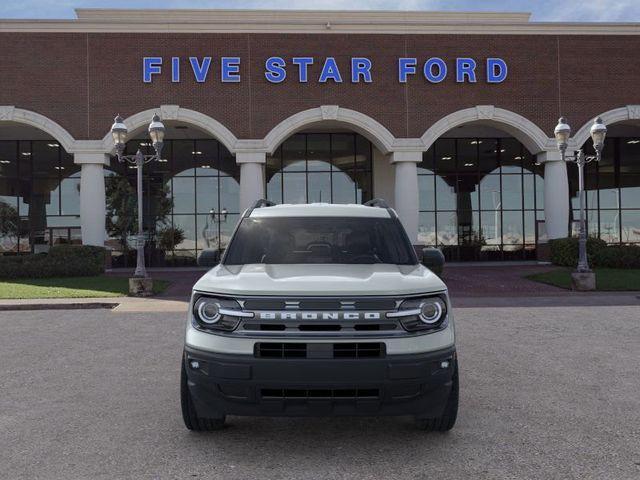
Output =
[
  {"x1": 100, "y1": 105, "x2": 239, "y2": 155},
  {"x1": 420, "y1": 106, "x2": 552, "y2": 154},
  {"x1": 572, "y1": 105, "x2": 640, "y2": 148},
  {"x1": 0, "y1": 106, "x2": 76, "y2": 153},
  {"x1": 263, "y1": 106, "x2": 396, "y2": 155}
]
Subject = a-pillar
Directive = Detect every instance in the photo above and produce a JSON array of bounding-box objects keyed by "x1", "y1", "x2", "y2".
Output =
[
  {"x1": 538, "y1": 151, "x2": 569, "y2": 239},
  {"x1": 75, "y1": 152, "x2": 109, "y2": 246},
  {"x1": 237, "y1": 151, "x2": 266, "y2": 212},
  {"x1": 391, "y1": 151, "x2": 422, "y2": 244}
]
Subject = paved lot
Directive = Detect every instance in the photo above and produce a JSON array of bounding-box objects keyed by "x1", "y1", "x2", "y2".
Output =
[{"x1": 1, "y1": 306, "x2": 639, "y2": 480}]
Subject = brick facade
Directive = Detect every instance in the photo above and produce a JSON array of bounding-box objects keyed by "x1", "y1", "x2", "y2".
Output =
[{"x1": 1, "y1": 31, "x2": 639, "y2": 142}]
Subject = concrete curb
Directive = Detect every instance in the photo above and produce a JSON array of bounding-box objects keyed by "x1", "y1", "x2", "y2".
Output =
[{"x1": 0, "y1": 302, "x2": 119, "y2": 311}]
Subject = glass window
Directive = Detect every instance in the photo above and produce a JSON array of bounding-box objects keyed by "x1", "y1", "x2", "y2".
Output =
[
  {"x1": 621, "y1": 210, "x2": 640, "y2": 243},
  {"x1": 224, "y1": 217, "x2": 416, "y2": 266},
  {"x1": 195, "y1": 177, "x2": 219, "y2": 214},
  {"x1": 435, "y1": 139, "x2": 456, "y2": 175},
  {"x1": 502, "y1": 175, "x2": 523, "y2": 210},
  {"x1": 173, "y1": 140, "x2": 195, "y2": 176},
  {"x1": 419, "y1": 175, "x2": 435, "y2": 211},
  {"x1": 418, "y1": 211, "x2": 436, "y2": 246},
  {"x1": 307, "y1": 134, "x2": 331, "y2": 171},
  {"x1": 282, "y1": 135, "x2": 305, "y2": 172},
  {"x1": 435, "y1": 176, "x2": 456, "y2": 210},
  {"x1": 308, "y1": 172, "x2": 332, "y2": 203},
  {"x1": 283, "y1": 173, "x2": 306, "y2": 204}
]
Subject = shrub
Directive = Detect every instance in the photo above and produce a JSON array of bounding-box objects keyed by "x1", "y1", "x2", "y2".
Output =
[
  {"x1": 593, "y1": 245, "x2": 640, "y2": 269},
  {"x1": 0, "y1": 245, "x2": 106, "y2": 279},
  {"x1": 549, "y1": 237, "x2": 607, "y2": 267}
]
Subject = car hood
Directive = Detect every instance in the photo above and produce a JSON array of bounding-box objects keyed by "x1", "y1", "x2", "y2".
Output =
[{"x1": 193, "y1": 263, "x2": 446, "y2": 297}]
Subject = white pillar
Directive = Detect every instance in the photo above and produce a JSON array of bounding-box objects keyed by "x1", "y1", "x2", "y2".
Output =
[
  {"x1": 75, "y1": 153, "x2": 109, "y2": 246},
  {"x1": 539, "y1": 151, "x2": 569, "y2": 239},
  {"x1": 391, "y1": 151, "x2": 421, "y2": 244},
  {"x1": 237, "y1": 151, "x2": 266, "y2": 212}
]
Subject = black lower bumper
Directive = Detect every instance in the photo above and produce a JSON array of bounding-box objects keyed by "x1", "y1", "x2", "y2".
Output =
[{"x1": 184, "y1": 345, "x2": 456, "y2": 417}]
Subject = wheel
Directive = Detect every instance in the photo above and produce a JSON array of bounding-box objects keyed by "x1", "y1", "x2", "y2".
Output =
[
  {"x1": 181, "y1": 362, "x2": 226, "y2": 431},
  {"x1": 415, "y1": 360, "x2": 459, "y2": 432}
]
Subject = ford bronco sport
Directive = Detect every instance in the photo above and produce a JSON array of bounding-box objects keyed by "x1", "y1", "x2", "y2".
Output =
[{"x1": 181, "y1": 199, "x2": 458, "y2": 431}]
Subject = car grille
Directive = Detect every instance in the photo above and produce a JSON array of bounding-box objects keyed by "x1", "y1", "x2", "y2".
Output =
[
  {"x1": 255, "y1": 342, "x2": 385, "y2": 359},
  {"x1": 243, "y1": 298, "x2": 397, "y2": 311},
  {"x1": 261, "y1": 388, "x2": 380, "y2": 399}
]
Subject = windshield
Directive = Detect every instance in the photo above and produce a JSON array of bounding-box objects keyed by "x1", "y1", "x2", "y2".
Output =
[{"x1": 223, "y1": 216, "x2": 417, "y2": 265}]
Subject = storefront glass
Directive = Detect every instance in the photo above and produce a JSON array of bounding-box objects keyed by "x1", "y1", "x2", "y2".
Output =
[
  {"x1": 0, "y1": 140, "x2": 80, "y2": 254},
  {"x1": 107, "y1": 138, "x2": 239, "y2": 267},
  {"x1": 266, "y1": 133, "x2": 373, "y2": 204},
  {"x1": 418, "y1": 138, "x2": 544, "y2": 261},
  {"x1": 570, "y1": 137, "x2": 640, "y2": 244}
]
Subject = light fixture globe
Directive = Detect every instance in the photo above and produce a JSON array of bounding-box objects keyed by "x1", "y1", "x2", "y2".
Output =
[
  {"x1": 148, "y1": 113, "x2": 165, "y2": 155},
  {"x1": 554, "y1": 117, "x2": 571, "y2": 153},
  {"x1": 590, "y1": 116, "x2": 607, "y2": 153},
  {"x1": 110, "y1": 115, "x2": 128, "y2": 151}
]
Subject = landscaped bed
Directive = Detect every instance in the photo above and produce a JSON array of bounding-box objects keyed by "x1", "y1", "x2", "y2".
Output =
[
  {"x1": 0, "y1": 276, "x2": 170, "y2": 299},
  {"x1": 526, "y1": 268, "x2": 640, "y2": 291}
]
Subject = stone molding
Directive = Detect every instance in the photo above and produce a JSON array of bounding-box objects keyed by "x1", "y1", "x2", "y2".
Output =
[
  {"x1": 571, "y1": 105, "x2": 640, "y2": 148},
  {"x1": 263, "y1": 105, "x2": 397, "y2": 155},
  {"x1": 421, "y1": 105, "x2": 554, "y2": 154},
  {"x1": 0, "y1": 106, "x2": 76, "y2": 153},
  {"x1": 100, "y1": 105, "x2": 239, "y2": 155}
]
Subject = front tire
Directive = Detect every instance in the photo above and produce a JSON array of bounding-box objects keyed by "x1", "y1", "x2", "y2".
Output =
[
  {"x1": 181, "y1": 362, "x2": 226, "y2": 431},
  {"x1": 415, "y1": 360, "x2": 459, "y2": 432}
]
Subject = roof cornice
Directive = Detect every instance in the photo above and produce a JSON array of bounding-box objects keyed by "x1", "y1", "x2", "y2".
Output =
[{"x1": 0, "y1": 9, "x2": 639, "y2": 35}]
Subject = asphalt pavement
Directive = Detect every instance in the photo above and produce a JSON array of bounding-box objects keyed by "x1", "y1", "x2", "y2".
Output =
[{"x1": 1, "y1": 305, "x2": 639, "y2": 479}]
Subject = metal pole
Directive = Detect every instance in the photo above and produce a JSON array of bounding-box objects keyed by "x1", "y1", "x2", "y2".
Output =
[
  {"x1": 576, "y1": 150, "x2": 590, "y2": 273},
  {"x1": 134, "y1": 149, "x2": 147, "y2": 278}
]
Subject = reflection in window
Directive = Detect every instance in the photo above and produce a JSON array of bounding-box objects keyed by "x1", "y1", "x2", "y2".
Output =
[
  {"x1": 0, "y1": 140, "x2": 80, "y2": 254},
  {"x1": 106, "y1": 139, "x2": 239, "y2": 267},
  {"x1": 569, "y1": 137, "x2": 640, "y2": 245},
  {"x1": 266, "y1": 133, "x2": 373, "y2": 205},
  {"x1": 418, "y1": 138, "x2": 544, "y2": 260}
]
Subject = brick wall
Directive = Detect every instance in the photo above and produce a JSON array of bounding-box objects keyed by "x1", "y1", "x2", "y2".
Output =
[{"x1": 1, "y1": 32, "x2": 639, "y2": 142}]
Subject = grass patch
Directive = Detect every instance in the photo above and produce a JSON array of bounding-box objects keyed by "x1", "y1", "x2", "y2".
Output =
[
  {"x1": 526, "y1": 268, "x2": 640, "y2": 291},
  {"x1": 0, "y1": 276, "x2": 170, "y2": 299}
]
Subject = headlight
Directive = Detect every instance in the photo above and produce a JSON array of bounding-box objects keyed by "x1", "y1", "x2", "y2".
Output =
[
  {"x1": 419, "y1": 298, "x2": 445, "y2": 324},
  {"x1": 192, "y1": 295, "x2": 252, "y2": 332},
  {"x1": 196, "y1": 298, "x2": 221, "y2": 324},
  {"x1": 387, "y1": 295, "x2": 448, "y2": 332}
]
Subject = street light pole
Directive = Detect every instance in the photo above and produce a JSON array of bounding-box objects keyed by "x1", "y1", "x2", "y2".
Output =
[
  {"x1": 110, "y1": 114, "x2": 166, "y2": 281},
  {"x1": 554, "y1": 116, "x2": 607, "y2": 283}
]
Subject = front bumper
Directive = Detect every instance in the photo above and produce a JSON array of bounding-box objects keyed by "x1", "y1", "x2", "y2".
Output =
[{"x1": 184, "y1": 345, "x2": 456, "y2": 417}]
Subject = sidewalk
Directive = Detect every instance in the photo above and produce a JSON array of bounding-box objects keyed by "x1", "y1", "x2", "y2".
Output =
[{"x1": 1, "y1": 264, "x2": 638, "y2": 312}]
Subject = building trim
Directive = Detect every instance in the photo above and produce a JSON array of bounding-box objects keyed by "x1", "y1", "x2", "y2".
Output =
[
  {"x1": 1, "y1": 9, "x2": 640, "y2": 35},
  {"x1": 0, "y1": 106, "x2": 76, "y2": 153},
  {"x1": 571, "y1": 105, "x2": 640, "y2": 148},
  {"x1": 421, "y1": 106, "x2": 553, "y2": 155},
  {"x1": 263, "y1": 106, "x2": 397, "y2": 155},
  {"x1": 100, "y1": 105, "x2": 239, "y2": 155}
]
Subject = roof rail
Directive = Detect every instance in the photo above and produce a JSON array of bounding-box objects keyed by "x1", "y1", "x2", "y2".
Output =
[
  {"x1": 244, "y1": 198, "x2": 276, "y2": 218},
  {"x1": 363, "y1": 198, "x2": 397, "y2": 218},
  {"x1": 364, "y1": 198, "x2": 390, "y2": 208},
  {"x1": 252, "y1": 199, "x2": 276, "y2": 209}
]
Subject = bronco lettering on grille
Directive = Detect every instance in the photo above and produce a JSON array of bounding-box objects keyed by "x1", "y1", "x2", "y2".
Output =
[{"x1": 257, "y1": 312, "x2": 381, "y2": 320}]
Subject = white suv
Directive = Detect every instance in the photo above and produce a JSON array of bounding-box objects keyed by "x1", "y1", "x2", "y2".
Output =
[{"x1": 181, "y1": 200, "x2": 458, "y2": 431}]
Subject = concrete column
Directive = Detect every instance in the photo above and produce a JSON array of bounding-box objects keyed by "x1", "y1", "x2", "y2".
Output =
[
  {"x1": 75, "y1": 153, "x2": 109, "y2": 247},
  {"x1": 237, "y1": 151, "x2": 266, "y2": 212},
  {"x1": 538, "y1": 151, "x2": 569, "y2": 239},
  {"x1": 391, "y1": 151, "x2": 422, "y2": 244}
]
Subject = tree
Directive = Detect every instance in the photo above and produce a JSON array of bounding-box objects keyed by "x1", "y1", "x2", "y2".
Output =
[
  {"x1": 105, "y1": 175, "x2": 173, "y2": 252},
  {"x1": 0, "y1": 201, "x2": 21, "y2": 249}
]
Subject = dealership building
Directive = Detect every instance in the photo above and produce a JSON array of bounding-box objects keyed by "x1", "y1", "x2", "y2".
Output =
[{"x1": 1, "y1": 9, "x2": 640, "y2": 265}]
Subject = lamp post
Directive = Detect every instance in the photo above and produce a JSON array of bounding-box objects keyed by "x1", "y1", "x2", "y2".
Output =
[
  {"x1": 110, "y1": 114, "x2": 165, "y2": 280},
  {"x1": 202, "y1": 207, "x2": 228, "y2": 249},
  {"x1": 553, "y1": 116, "x2": 607, "y2": 285}
]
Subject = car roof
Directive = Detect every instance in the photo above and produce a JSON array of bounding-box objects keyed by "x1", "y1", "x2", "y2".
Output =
[{"x1": 249, "y1": 203, "x2": 392, "y2": 218}]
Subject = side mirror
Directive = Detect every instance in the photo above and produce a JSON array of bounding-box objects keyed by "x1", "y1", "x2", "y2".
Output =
[
  {"x1": 197, "y1": 249, "x2": 221, "y2": 267},
  {"x1": 421, "y1": 247, "x2": 445, "y2": 276}
]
